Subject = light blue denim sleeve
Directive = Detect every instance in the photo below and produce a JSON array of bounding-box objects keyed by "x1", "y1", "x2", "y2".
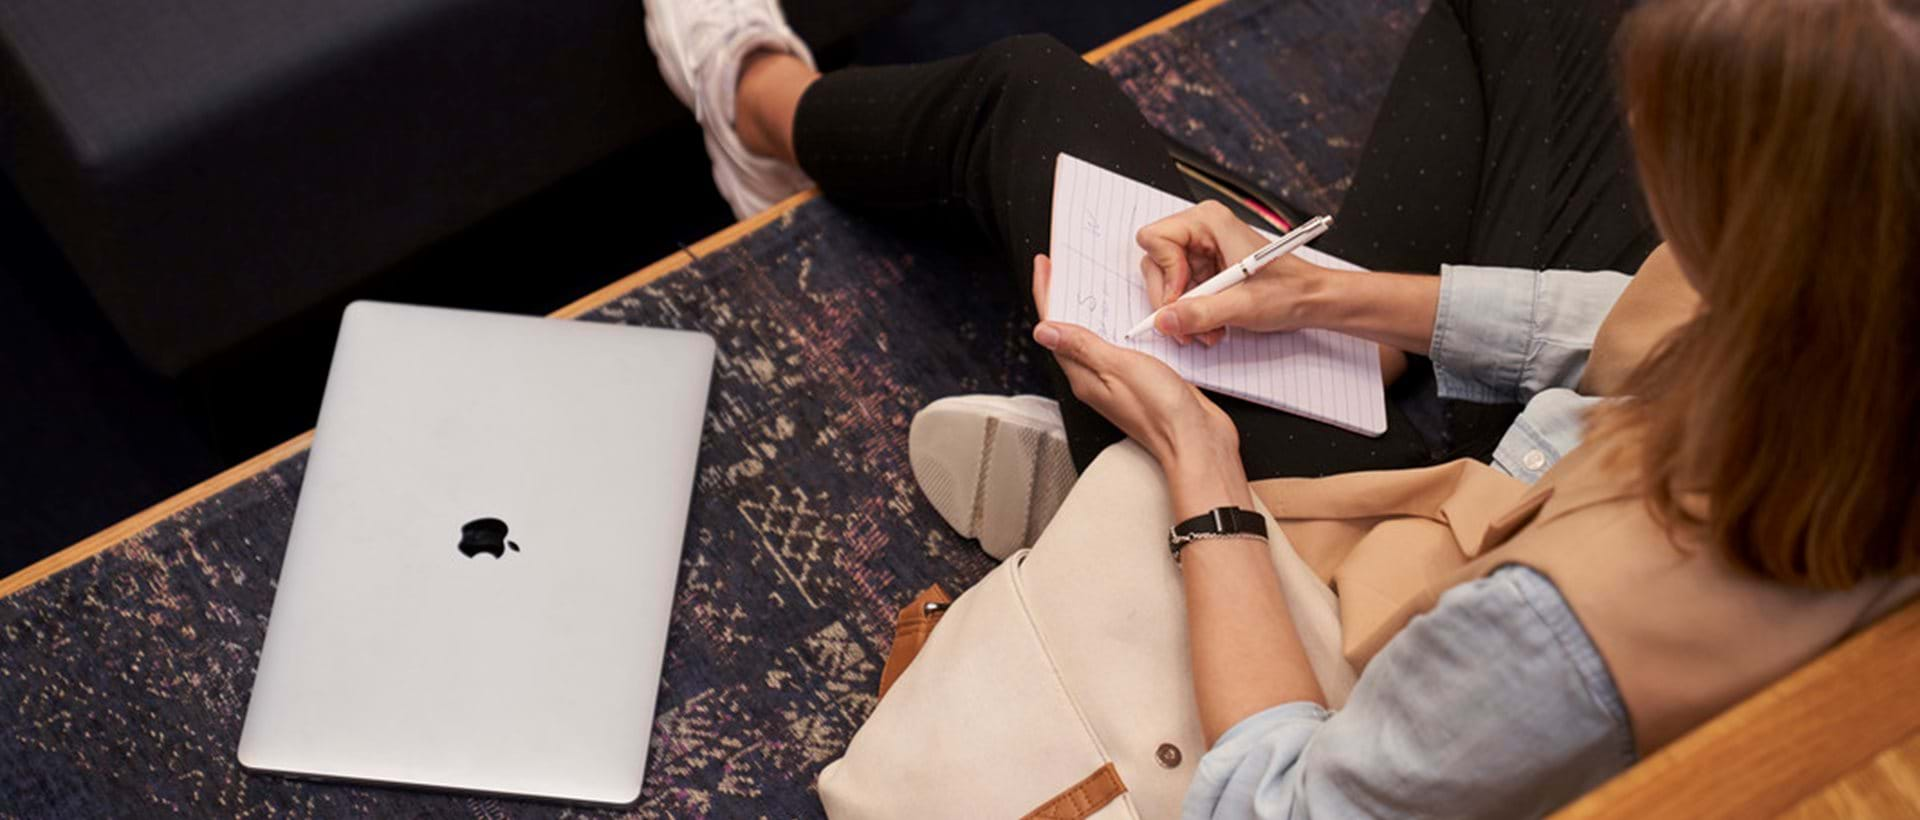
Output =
[
  {"x1": 1490, "y1": 388, "x2": 1601, "y2": 482},
  {"x1": 1429, "y1": 265, "x2": 1631, "y2": 404},
  {"x1": 1182, "y1": 567, "x2": 1636, "y2": 820}
]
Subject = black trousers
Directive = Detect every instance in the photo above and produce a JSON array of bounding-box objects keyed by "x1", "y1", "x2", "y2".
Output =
[{"x1": 792, "y1": 0, "x2": 1659, "y2": 480}]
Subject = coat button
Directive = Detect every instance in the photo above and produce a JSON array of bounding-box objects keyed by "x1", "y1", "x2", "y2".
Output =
[
  {"x1": 1522, "y1": 449, "x2": 1548, "y2": 471},
  {"x1": 1156, "y1": 743, "x2": 1183, "y2": 768}
]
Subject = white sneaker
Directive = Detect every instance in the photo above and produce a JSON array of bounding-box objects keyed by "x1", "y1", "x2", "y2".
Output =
[
  {"x1": 643, "y1": 0, "x2": 816, "y2": 219},
  {"x1": 910, "y1": 395, "x2": 1077, "y2": 561}
]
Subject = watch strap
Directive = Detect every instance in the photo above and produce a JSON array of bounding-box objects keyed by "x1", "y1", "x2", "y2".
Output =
[{"x1": 1169, "y1": 506, "x2": 1268, "y2": 564}]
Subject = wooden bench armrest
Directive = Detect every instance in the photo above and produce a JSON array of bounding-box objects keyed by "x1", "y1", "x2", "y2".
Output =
[{"x1": 1555, "y1": 599, "x2": 1920, "y2": 818}]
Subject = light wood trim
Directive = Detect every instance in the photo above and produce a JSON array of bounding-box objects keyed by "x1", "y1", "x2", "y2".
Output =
[
  {"x1": 0, "y1": 0, "x2": 1231, "y2": 599},
  {"x1": 1554, "y1": 600, "x2": 1920, "y2": 819},
  {"x1": 1083, "y1": 0, "x2": 1230, "y2": 62},
  {"x1": 1779, "y1": 731, "x2": 1920, "y2": 819},
  {"x1": 0, "y1": 432, "x2": 317, "y2": 598}
]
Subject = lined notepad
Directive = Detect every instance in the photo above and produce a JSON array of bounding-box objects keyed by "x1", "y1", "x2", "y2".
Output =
[{"x1": 1047, "y1": 154, "x2": 1387, "y2": 436}]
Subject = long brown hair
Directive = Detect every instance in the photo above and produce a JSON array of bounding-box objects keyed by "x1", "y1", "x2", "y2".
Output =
[{"x1": 1600, "y1": 0, "x2": 1920, "y2": 587}]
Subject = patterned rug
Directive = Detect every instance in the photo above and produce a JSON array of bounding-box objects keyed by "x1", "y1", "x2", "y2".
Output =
[{"x1": 0, "y1": 1, "x2": 1422, "y2": 815}]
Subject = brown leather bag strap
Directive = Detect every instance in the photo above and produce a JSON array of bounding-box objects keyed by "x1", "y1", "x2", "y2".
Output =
[
  {"x1": 1021, "y1": 762, "x2": 1128, "y2": 819},
  {"x1": 877, "y1": 584, "x2": 951, "y2": 700}
]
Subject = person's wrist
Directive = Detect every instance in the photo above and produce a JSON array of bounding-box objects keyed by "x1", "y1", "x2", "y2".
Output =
[
  {"x1": 1162, "y1": 429, "x2": 1253, "y2": 521},
  {"x1": 1291, "y1": 264, "x2": 1355, "y2": 328},
  {"x1": 1175, "y1": 534, "x2": 1269, "y2": 570}
]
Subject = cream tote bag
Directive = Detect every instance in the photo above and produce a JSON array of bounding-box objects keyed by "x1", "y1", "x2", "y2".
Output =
[{"x1": 818, "y1": 443, "x2": 1355, "y2": 819}]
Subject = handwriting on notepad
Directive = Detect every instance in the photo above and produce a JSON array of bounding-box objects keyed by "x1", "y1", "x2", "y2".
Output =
[
  {"x1": 1074, "y1": 293, "x2": 1110, "y2": 339},
  {"x1": 1045, "y1": 153, "x2": 1388, "y2": 436}
]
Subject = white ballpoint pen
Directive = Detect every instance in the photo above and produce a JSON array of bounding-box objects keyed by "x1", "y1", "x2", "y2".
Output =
[{"x1": 1124, "y1": 214, "x2": 1333, "y2": 339}]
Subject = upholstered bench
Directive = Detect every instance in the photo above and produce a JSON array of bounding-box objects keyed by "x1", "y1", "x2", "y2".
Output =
[{"x1": 2, "y1": 0, "x2": 1913, "y2": 816}]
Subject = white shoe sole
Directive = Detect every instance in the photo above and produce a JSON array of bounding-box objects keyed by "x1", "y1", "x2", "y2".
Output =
[{"x1": 910, "y1": 396, "x2": 1075, "y2": 560}]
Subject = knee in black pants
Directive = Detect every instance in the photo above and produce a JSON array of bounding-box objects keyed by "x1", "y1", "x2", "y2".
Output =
[
  {"x1": 790, "y1": 31, "x2": 1192, "y2": 472},
  {"x1": 965, "y1": 34, "x2": 1107, "y2": 109}
]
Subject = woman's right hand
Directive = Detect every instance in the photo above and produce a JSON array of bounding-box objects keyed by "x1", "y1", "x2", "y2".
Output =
[{"x1": 1136, "y1": 201, "x2": 1339, "y2": 346}]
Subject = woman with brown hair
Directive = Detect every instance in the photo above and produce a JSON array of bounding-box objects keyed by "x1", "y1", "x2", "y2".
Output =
[
  {"x1": 1023, "y1": 0, "x2": 1920, "y2": 813},
  {"x1": 645, "y1": 0, "x2": 1917, "y2": 814}
]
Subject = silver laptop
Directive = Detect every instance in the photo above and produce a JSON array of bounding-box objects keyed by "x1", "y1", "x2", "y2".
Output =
[{"x1": 238, "y1": 301, "x2": 714, "y2": 805}]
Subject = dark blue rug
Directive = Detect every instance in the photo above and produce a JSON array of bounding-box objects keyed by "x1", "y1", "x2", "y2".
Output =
[{"x1": 0, "y1": 0, "x2": 1422, "y2": 815}]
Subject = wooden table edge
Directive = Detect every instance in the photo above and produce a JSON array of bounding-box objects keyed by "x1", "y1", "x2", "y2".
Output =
[
  {"x1": 1085, "y1": 0, "x2": 1227, "y2": 62},
  {"x1": 0, "y1": 0, "x2": 1224, "y2": 600}
]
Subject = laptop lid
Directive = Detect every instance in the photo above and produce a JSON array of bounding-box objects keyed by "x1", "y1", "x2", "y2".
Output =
[{"x1": 238, "y1": 301, "x2": 713, "y2": 805}]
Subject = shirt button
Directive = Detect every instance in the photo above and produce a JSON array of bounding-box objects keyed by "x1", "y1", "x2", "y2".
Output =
[
  {"x1": 1522, "y1": 449, "x2": 1548, "y2": 471},
  {"x1": 1156, "y1": 743, "x2": 1183, "y2": 768}
]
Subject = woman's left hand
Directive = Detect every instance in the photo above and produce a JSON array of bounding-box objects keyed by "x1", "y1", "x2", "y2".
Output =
[{"x1": 1031, "y1": 255, "x2": 1242, "y2": 483}]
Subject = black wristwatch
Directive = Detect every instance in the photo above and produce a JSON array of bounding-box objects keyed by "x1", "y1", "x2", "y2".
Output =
[{"x1": 1169, "y1": 506, "x2": 1268, "y2": 565}]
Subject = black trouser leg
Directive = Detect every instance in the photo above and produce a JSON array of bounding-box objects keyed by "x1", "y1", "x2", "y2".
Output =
[
  {"x1": 792, "y1": 35, "x2": 1433, "y2": 478},
  {"x1": 1323, "y1": 0, "x2": 1659, "y2": 273},
  {"x1": 1318, "y1": 0, "x2": 1662, "y2": 460},
  {"x1": 794, "y1": 36, "x2": 1184, "y2": 293}
]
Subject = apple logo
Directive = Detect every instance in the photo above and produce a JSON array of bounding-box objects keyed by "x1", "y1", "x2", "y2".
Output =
[{"x1": 458, "y1": 517, "x2": 522, "y2": 559}]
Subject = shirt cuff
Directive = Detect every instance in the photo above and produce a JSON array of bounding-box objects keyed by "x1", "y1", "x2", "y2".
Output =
[
  {"x1": 1184, "y1": 702, "x2": 1332, "y2": 819},
  {"x1": 1489, "y1": 388, "x2": 1599, "y2": 482},
  {"x1": 1430, "y1": 264, "x2": 1541, "y2": 403},
  {"x1": 1213, "y1": 701, "x2": 1335, "y2": 751}
]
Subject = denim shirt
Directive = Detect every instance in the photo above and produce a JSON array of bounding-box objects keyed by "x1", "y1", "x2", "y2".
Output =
[
  {"x1": 1184, "y1": 266, "x2": 1637, "y2": 819},
  {"x1": 1182, "y1": 567, "x2": 1638, "y2": 819},
  {"x1": 1429, "y1": 264, "x2": 1630, "y2": 482}
]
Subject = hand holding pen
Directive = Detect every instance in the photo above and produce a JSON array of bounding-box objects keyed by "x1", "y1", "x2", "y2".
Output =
[{"x1": 1128, "y1": 213, "x2": 1328, "y2": 341}]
